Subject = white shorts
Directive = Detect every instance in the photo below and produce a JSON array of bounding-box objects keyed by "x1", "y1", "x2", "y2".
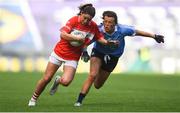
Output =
[{"x1": 49, "y1": 51, "x2": 78, "y2": 69}]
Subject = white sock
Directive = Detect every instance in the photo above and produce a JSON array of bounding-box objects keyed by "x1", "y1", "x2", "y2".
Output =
[{"x1": 30, "y1": 97, "x2": 36, "y2": 102}]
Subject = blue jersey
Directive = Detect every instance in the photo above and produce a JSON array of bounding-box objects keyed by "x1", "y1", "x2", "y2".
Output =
[{"x1": 93, "y1": 23, "x2": 135, "y2": 57}]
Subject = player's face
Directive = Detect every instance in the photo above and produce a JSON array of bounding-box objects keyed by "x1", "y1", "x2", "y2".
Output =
[
  {"x1": 80, "y1": 13, "x2": 93, "y2": 25},
  {"x1": 103, "y1": 16, "x2": 116, "y2": 33}
]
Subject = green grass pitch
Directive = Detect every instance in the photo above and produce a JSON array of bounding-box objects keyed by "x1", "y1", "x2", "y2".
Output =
[{"x1": 0, "y1": 72, "x2": 180, "y2": 112}]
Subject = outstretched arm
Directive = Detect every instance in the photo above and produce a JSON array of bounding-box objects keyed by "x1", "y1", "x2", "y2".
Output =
[
  {"x1": 81, "y1": 38, "x2": 109, "y2": 63},
  {"x1": 135, "y1": 30, "x2": 164, "y2": 43},
  {"x1": 81, "y1": 37, "x2": 119, "y2": 63},
  {"x1": 97, "y1": 37, "x2": 119, "y2": 45}
]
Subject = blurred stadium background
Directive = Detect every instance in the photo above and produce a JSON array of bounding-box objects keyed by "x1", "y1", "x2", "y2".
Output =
[
  {"x1": 0, "y1": 0, "x2": 180, "y2": 74},
  {"x1": 1, "y1": 0, "x2": 180, "y2": 112}
]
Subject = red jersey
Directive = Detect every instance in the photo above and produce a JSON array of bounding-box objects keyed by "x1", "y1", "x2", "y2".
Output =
[{"x1": 54, "y1": 16, "x2": 103, "y2": 61}]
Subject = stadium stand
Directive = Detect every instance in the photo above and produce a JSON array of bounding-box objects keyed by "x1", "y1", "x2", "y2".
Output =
[{"x1": 0, "y1": 0, "x2": 180, "y2": 73}]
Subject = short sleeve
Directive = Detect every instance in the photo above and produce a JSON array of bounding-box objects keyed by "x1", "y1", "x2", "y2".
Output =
[{"x1": 121, "y1": 25, "x2": 136, "y2": 36}]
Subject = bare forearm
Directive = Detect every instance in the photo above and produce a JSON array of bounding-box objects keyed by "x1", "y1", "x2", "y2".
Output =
[
  {"x1": 135, "y1": 30, "x2": 155, "y2": 38},
  {"x1": 135, "y1": 30, "x2": 164, "y2": 43},
  {"x1": 97, "y1": 37, "x2": 108, "y2": 45}
]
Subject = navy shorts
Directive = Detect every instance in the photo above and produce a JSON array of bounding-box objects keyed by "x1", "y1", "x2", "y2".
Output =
[{"x1": 91, "y1": 48, "x2": 119, "y2": 72}]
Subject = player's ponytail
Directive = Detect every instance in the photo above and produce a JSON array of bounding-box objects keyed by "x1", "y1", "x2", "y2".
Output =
[{"x1": 78, "y1": 3, "x2": 95, "y2": 18}]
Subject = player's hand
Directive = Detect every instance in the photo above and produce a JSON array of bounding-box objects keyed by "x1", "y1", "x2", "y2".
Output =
[
  {"x1": 154, "y1": 34, "x2": 164, "y2": 43},
  {"x1": 107, "y1": 40, "x2": 119, "y2": 46},
  {"x1": 76, "y1": 36, "x2": 85, "y2": 43},
  {"x1": 81, "y1": 51, "x2": 90, "y2": 62}
]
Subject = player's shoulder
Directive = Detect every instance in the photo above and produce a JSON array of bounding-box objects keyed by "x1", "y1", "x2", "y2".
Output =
[
  {"x1": 117, "y1": 24, "x2": 134, "y2": 29},
  {"x1": 68, "y1": 16, "x2": 78, "y2": 23},
  {"x1": 117, "y1": 24, "x2": 134, "y2": 31}
]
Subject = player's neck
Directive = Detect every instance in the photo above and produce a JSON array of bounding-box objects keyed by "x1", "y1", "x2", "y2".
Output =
[{"x1": 106, "y1": 28, "x2": 115, "y2": 35}]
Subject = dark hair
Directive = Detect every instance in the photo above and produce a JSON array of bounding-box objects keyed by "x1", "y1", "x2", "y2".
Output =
[
  {"x1": 78, "y1": 3, "x2": 95, "y2": 18},
  {"x1": 102, "y1": 11, "x2": 118, "y2": 24}
]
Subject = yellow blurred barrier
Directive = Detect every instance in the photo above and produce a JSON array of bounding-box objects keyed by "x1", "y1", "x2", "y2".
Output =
[
  {"x1": 24, "y1": 57, "x2": 34, "y2": 72},
  {"x1": 76, "y1": 60, "x2": 90, "y2": 73},
  {"x1": 0, "y1": 57, "x2": 9, "y2": 72},
  {"x1": 0, "y1": 56, "x2": 122, "y2": 73},
  {"x1": 10, "y1": 57, "x2": 21, "y2": 72},
  {"x1": 35, "y1": 57, "x2": 48, "y2": 72}
]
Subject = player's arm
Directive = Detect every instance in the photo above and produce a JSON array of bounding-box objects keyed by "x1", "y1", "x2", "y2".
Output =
[
  {"x1": 135, "y1": 30, "x2": 164, "y2": 43},
  {"x1": 60, "y1": 16, "x2": 85, "y2": 42},
  {"x1": 97, "y1": 37, "x2": 119, "y2": 45},
  {"x1": 94, "y1": 23, "x2": 119, "y2": 46},
  {"x1": 81, "y1": 37, "x2": 118, "y2": 63},
  {"x1": 60, "y1": 31, "x2": 84, "y2": 42},
  {"x1": 97, "y1": 37, "x2": 108, "y2": 45},
  {"x1": 81, "y1": 38, "x2": 111, "y2": 63}
]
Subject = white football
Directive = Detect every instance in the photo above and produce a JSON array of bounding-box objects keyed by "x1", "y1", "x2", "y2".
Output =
[
  {"x1": 70, "y1": 41, "x2": 83, "y2": 47},
  {"x1": 70, "y1": 32, "x2": 85, "y2": 47}
]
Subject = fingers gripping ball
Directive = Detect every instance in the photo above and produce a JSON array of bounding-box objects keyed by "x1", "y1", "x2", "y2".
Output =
[{"x1": 70, "y1": 32, "x2": 86, "y2": 47}]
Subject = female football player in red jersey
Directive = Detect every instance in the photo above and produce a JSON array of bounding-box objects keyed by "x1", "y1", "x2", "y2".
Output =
[{"x1": 28, "y1": 3, "x2": 118, "y2": 107}]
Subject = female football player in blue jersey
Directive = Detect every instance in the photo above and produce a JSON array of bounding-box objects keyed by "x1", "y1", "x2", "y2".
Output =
[{"x1": 74, "y1": 10, "x2": 164, "y2": 106}]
